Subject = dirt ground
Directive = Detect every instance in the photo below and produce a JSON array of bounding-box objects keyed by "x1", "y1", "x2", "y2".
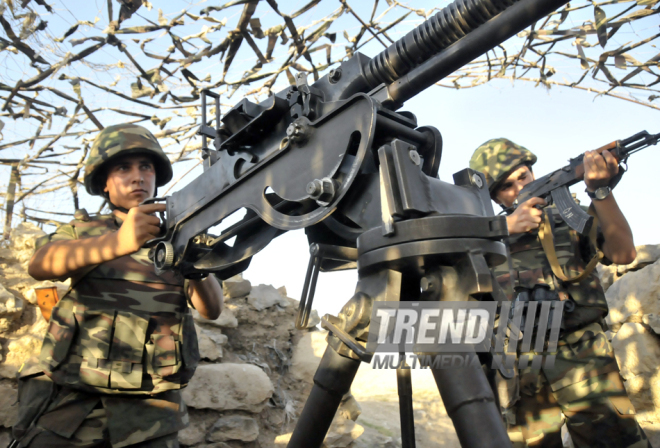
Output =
[{"x1": 351, "y1": 365, "x2": 461, "y2": 447}]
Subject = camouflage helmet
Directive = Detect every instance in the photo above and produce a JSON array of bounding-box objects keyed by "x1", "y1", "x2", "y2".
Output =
[
  {"x1": 84, "y1": 123, "x2": 173, "y2": 196},
  {"x1": 469, "y1": 138, "x2": 537, "y2": 195}
]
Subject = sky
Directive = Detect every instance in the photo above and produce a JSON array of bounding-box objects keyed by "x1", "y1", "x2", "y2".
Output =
[{"x1": 1, "y1": 1, "x2": 658, "y2": 320}]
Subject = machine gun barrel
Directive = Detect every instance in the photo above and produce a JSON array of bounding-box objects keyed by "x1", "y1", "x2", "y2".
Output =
[{"x1": 366, "y1": 0, "x2": 571, "y2": 107}]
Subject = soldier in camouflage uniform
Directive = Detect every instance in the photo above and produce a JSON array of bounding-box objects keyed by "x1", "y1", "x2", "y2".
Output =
[
  {"x1": 14, "y1": 124, "x2": 223, "y2": 448},
  {"x1": 470, "y1": 139, "x2": 650, "y2": 448}
]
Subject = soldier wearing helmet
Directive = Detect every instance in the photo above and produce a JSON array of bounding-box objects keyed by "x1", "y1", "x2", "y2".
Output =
[
  {"x1": 470, "y1": 139, "x2": 649, "y2": 447},
  {"x1": 16, "y1": 124, "x2": 223, "y2": 448}
]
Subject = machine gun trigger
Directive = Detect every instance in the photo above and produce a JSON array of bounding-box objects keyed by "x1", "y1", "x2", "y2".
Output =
[{"x1": 550, "y1": 186, "x2": 593, "y2": 235}]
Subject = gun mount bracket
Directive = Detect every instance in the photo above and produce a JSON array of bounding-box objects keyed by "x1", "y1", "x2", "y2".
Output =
[{"x1": 321, "y1": 315, "x2": 373, "y2": 363}]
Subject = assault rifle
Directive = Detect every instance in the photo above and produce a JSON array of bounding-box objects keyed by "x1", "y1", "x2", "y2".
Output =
[
  {"x1": 147, "y1": 1, "x2": 572, "y2": 447},
  {"x1": 515, "y1": 131, "x2": 660, "y2": 234}
]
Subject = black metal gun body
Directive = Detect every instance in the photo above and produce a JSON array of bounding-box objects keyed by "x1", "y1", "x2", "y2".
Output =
[
  {"x1": 516, "y1": 131, "x2": 660, "y2": 234},
  {"x1": 150, "y1": 0, "x2": 571, "y2": 279}
]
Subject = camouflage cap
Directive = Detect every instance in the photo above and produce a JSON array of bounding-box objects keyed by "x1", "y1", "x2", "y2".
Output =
[
  {"x1": 84, "y1": 123, "x2": 173, "y2": 195},
  {"x1": 469, "y1": 138, "x2": 537, "y2": 194}
]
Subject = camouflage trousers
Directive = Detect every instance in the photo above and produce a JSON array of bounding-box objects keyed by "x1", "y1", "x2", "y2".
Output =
[
  {"x1": 14, "y1": 374, "x2": 187, "y2": 448},
  {"x1": 503, "y1": 322, "x2": 650, "y2": 448},
  {"x1": 25, "y1": 407, "x2": 179, "y2": 448}
]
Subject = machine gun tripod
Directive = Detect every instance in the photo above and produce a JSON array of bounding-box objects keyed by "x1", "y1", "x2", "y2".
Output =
[
  {"x1": 147, "y1": 0, "x2": 573, "y2": 446},
  {"x1": 292, "y1": 195, "x2": 513, "y2": 448}
]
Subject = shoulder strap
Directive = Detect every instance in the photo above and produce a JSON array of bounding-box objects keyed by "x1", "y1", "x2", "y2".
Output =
[{"x1": 537, "y1": 207, "x2": 603, "y2": 284}]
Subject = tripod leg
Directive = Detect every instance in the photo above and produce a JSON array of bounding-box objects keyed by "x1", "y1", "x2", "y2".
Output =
[
  {"x1": 397, "y1": 359, "x2": 416, "y2": 448},
  {"x1": 287, "y1": 340, "x2": 361, "y2": 448},
  {"x1": 432, "y1": 358, "x2": 512, "y2": 448}
]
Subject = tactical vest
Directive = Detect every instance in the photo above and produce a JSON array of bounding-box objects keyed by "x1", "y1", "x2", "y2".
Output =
[
  {"x1": 38, "y1": 214, "x2": 200, "y2": 395},
  {"x1": 494, "y1": 205, "x2": 609, "y2": 331}
]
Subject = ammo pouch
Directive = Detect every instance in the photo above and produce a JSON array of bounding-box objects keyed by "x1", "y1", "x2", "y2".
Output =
[
  {"x1": 512, "y1": 286, "x2": 574, "y2": 330},
  {"x1": 39, "y1": 305, "x2": 200, "y2": 395}
]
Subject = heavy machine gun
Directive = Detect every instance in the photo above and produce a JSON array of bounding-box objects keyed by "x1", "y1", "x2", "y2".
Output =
[{"x1": 148, "y1": 1, "x2": 572, "y2": 447}]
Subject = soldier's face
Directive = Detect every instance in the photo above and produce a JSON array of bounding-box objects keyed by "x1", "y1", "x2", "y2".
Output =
[
  {"x1": 494, "y1": 164, "x2": 535, "y2": 208},
  {"x1": 103, "y1": 155, "x2": 156, "y2": 209}
]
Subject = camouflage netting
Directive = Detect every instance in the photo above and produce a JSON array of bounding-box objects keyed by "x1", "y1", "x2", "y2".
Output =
[{"x1": 0, "y1": 0, "x2": 658, "y2": 234}]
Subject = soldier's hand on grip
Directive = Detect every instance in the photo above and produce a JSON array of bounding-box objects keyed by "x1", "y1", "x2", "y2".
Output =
[
  {"x1": 507, "y1": 197, "x2": 546, "y2": 235},
  {"x1": 113, "y1": 203, "x2": 166, "y2": 255},
  {"x1": 584, "y1": 149, "x2": 618, "y2": 192}
]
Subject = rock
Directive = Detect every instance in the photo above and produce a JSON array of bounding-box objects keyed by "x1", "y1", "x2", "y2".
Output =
[
  {"x1": 274, "y1": 433, "x2": 292, "y2": 446},
  {"x1": 623, "y1": 370, "x2": 660, "y2": 420},
  {"x1": 9, "y1": 222, "x2": 46, "y2": 264},
  {"x1": 182, "y1": 363, "x2": 273, "y2": 413},
  {"x1": 196, "y1": 326, "x2": 223, "y2": 361},
  {"x1": 643, "y1": 313, "x2": 660, "y2": 334},
  {"x1": 0, "y1": 382, "x2": 17, "y2": 427},
  {"x1": 307, "y1": 309, "x2": 321, "y2": 328},
  {"x1": 207, "y1": 415, "x2": 259, "y2": 442},
  {"x1": 178, "y1": 409, "x2": 218, "y2": 446},
  {"x1": 337, "y1": 393, "x2": 361, "y2": 422},
  {"x1": 597, "y1": 264, "x2": 617, "y2": 293},
  {"x1": 324, "y1": 417, "x2": 365, "y2": 448},
  {"x1": 0, "y1": 283, "x2": 23, "y2": 330},
  {"x1": 247, "y1": 284, "x2": 289, "y2": 311},
  {"x1": 598, "y1": 245, "x2": 660, "y2": 293},
  {"x1": 0, "y1": 336, "x2": 42, "y2": 378},
  {"x1": 193, "y1": 307, "x2": 238, "y2": 329},
  {"x1": 0, "y1": 431, "x2": 11, "y2": 448},
  {"x1": 223, "y1": 274, "x2": 252, "y2": 299},
  {"x1": 605, "y1": 259, "x2": 660, "y2": 327},
  {"x1": 616, "y1": 245, "x2": 660, "y2": 276},
  {"x1": 620, "y1": 369, "x2": 660, "y2": 448},
  {"x1": 611, "y1": 323, "x2": 660, "y2": 379},
  {"x1": 290, "y1": 330, "x2": 328, "y2": 384}
]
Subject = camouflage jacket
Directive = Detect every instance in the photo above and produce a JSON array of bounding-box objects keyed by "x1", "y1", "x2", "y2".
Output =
[
  {"x1": 493, "y1": 205, "x2": 610, "y2": 331},
  {"x1": 36, "y1": 213, "x2": 200, "y2": 395}
]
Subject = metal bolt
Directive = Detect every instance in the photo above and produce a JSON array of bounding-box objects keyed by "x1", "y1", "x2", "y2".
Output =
[
  {"x1": 409, "y1": 149, "x2": 421, "y2": 166},
  {"x1": 286, "y1": 121, "x2": 308, "y2": 143},
  {"x1": 306, "y1": 177, "x2": 337, "y2": 205},
  {"x1": 157, "y1": 249, "x2": 165, "y2": 263},
  {"x1": 306, "y1": 180, "x2": 322, "y2": 196},
  {"x1": 328, "y1": 68, "x2": 342, "y2": 84},
  {"x1": 471, "y1": 173, "x2": 484, "y2": 189}
]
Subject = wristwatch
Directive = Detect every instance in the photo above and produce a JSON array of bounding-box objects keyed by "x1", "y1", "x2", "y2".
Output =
[{"x1": 586, "y1": 186, "x2": 612, "y2": 201}]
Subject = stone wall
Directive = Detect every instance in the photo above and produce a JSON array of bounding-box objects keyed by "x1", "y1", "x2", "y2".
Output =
[{"x1": 598, "y1": 244, "x2": 660, "y2": 447}]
